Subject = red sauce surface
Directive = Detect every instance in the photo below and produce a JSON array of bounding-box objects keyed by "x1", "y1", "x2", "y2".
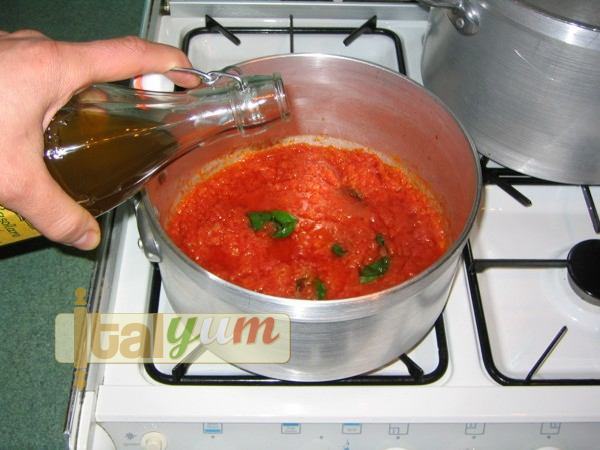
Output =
[{"x1": 167, "y1": 142, "x2": 449, "y2": 300}]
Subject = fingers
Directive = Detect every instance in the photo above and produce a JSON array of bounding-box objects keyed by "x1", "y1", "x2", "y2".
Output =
[
  {"x1": 62, "y1": 36, "x2": 200, "y2": 90},
  {"x1": 164, "y1": 70, "x2": 203, "y2": 89},
  {"x1": 2, "y1": 29, "x2": 46, "y2": 39},
  {"x1": 1, "y1": 135, "x2": 100, "y2": 250},
  {"x1": 8, "y1": 169, "x2": 101, "y2": 250}
]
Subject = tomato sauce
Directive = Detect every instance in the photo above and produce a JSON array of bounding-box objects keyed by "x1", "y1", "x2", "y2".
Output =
[{"x1": 167, "y1": 141, "x2": 449, "y2": 300}]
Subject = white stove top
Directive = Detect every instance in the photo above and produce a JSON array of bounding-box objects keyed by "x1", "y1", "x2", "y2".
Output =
[
  {"x1": 67, "y1": 2, "x2": 600, "y2": 449},
  {"x1": 470, "y1": 184, "x2": 600, "y2": 381}
]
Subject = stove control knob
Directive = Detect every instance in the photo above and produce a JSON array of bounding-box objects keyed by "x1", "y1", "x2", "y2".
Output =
[{"x1": 140, "y1": 432, "x2": 167, "y2": 450}]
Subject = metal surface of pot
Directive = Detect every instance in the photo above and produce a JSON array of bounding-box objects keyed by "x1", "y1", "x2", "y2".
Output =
[
  {"x1": 136, "y1": 54, "x2": 481, "y2": 381},
  {"x1": 421, "y1": 0, "x2": 600, "y2": 184}
]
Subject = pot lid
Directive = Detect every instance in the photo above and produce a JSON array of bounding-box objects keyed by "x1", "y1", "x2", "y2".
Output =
[{"x1": 517, "y1": 0, "x2": 600, "y2": 30}]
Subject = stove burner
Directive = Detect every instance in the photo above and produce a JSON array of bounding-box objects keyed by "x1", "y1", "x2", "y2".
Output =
[{"x1": 567, "y1": 239, "x2": 600, "y2": 306}]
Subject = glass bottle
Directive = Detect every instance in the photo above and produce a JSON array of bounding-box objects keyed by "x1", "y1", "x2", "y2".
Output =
[{"x1": 0, "y1": 74, "x2": 289, "y2": 246}]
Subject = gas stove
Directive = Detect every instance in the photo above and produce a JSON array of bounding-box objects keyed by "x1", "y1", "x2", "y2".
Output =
[{"x1": 65, "y1": 1, "x2": 600, "y2": 449}]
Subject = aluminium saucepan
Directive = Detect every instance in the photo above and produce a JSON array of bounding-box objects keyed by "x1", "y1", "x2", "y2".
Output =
[
  {"x1": 421, "y1": 0, "x2": 600, "y2": 184},
  {"x1": 136, "y1": 54, "x2": 481, "y2": 382}
]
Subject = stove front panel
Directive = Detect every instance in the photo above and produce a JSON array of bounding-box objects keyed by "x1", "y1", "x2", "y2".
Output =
[{"x1": 102, "y1": 420, "x2": 600, "y2": 450}]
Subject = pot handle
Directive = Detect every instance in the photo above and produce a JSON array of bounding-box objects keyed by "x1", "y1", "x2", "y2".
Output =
[
  {"x1": 133, "y1": 196, "x2": 162, "y2": 263},
  {"x1": 420, "y1": 0, "x2": 479, "y2": 35}
]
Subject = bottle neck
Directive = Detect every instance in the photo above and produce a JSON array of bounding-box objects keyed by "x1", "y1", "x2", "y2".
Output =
[
  {"x1": 229, "y1": 74, "x2": 289, "y2": 133},
  {"x1": 173, "y1": 74, "x2": 289, "y2": 156}
]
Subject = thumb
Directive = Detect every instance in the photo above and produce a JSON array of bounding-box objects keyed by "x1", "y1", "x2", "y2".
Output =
[{"x1": 2, "y1": 140, "x2": 100, "y2": 250}]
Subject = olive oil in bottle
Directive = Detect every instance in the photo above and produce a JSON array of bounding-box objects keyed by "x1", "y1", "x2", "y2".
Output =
[
  {"x1": 44, "y1": 110, "x2": 178, "y2": 217},
  {"x1": 0, "y1": 74, "x2": 288, "y2": 246}
]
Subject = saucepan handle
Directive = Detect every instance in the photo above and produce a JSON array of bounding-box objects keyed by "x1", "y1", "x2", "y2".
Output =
[
  {"x1": 133, "y1": 196, "x2": 162, "y2": 263},
  {"x1": 419, "y1": 0, "x2": 480, "y2": 35}
]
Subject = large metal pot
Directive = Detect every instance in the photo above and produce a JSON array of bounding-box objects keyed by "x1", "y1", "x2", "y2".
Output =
[
  {"x1": 136, "y1": 54, "x2": 481, "y2": 381},
  {"x1": 421, "y1": 0, "x2": 600, "y2": 184}
]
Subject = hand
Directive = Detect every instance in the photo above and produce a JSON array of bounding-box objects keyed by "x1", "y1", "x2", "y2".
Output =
[{"x1": 0, "y1": 30, "x2": 198, "y2": 250}]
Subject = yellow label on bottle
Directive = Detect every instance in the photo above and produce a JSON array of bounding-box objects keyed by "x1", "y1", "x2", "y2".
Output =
[{"x1": 0, "y1": 206, "x2": 40, "y2": 246}]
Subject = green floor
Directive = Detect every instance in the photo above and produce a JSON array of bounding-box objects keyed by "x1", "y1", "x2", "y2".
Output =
[{"x1": 0, "y1": 2, "x2": 145, "y2": 448}]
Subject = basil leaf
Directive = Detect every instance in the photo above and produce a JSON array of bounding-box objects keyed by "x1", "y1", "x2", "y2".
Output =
[
  {"x1": 343, "y1": 186, "x2": 364, "y2": 201},
  {"x1": 359, "y1": 256, "x2": 390, "y2": 284},
  {"x1": 247, "y1": 211, "x2": 273, "y2": 231},
  {"x1": 375, "y1": 233, "x2": 385, "y2": 247},
  {"x1": 314, "y1": 278, "x2": 327, "y2": 300},
  {"x1": 247, "y1": 210, "x2": 297, "y2": 238},
  {"x1": 331, "y1": 243, "x2": 347, "y2": 257},
  {"x1": 271, "y1": 210, "x2": 297, "y2": 238},
  {"x1": 295, "y1": 277, "x2": 308, "y2": 293}
]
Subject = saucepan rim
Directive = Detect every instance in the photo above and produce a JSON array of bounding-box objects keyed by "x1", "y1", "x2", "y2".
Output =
[{"x1": 139, "y1": 53, "x2": 482, "y2": 308}]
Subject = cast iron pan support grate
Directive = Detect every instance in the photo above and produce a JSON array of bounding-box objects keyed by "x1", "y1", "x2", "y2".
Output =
[
  {"x1": 468, "y1": 160, "x2": 600, "y2": 385},
  {"x1": 145, "y1": 265, "x2": 448, "y2": 386}
]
